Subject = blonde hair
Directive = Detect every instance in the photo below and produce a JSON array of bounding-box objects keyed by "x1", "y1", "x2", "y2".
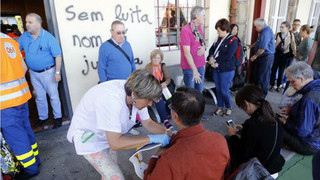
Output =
[
  {"x1": 150, "y1": 49, "x2": 164, "y2": 62},
  {"x1": 125, "y1": 69, "x2": 162, "y2": 100},
  {"x1": 300, "y1": 24, "x2": 311, "y2": 34}
]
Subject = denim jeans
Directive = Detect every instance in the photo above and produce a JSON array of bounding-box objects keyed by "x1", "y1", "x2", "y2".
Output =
[
  {"x1": 182, "y1": 66, "x2": 205, "y2": 93},
  {"x1": 253, "y1": 54, "x2": 274, "y2": 98},
  {"x1": 213, "y1": 69, "x2": 235, "y2": 109},
  {"x1": 154, "y1": 96, "x2": 171, "y2": 122},
  {"x1": 1, "y1": 103, "x2": 40, "y2": 174},
  {"x1": 313, "y1": 150, "x2": 320, "y2": 179},
  {"x1": 29, "y1": 67, "x2": 62, "y2": 120}
]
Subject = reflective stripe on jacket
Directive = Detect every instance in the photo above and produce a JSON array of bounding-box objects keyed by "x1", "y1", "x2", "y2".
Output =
[{"x1": 1, "y1": 37, "x2": 31, "y2": 109}]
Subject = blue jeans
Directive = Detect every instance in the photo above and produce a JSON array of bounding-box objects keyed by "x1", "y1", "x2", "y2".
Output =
[
  {"x1": 253, "y1": 54, "x2": 274, "y2": 98},
  {"x1": 29, "y1": 67, "x2": 62, "y2": 120},
  {"x1": 314, "y1": 70, "x2": 320, "y2": 79},
  {"x1": 1, "y1": 103, "x2": 40, "y2": 174},
  {"x1": 182, "y1": 66, "x2": 205, "y2": 93},
  {"x1": 213, "y1": 69, "x2": 235, "y2": 109},
  {"x1": 313, "y1": 150, "x2": 320, "y2": 179},
  {"x1": 154, "y1": 96, "x2": 171, "y2": 122}
]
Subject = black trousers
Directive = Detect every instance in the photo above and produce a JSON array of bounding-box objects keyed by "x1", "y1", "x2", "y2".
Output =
[
  {"x1": 270, "y1": 52, "x2": 290, "y2": 87},
  {"x1": 282, "y1": 125, "x2": 318, "y2": 155}
]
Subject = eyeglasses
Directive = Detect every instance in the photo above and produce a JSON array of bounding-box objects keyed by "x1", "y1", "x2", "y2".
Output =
[
  {"x1": 115, "y1": 31, "x2": 126, "y2": 35},
  {"x1": 293, "y1": 24, "x2": 301, "y2": 26}
]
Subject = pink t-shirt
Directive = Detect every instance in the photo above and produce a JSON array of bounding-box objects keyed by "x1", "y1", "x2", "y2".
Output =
[{"x1": 180, "y1": 24, "x2": 205, "y2": 69}]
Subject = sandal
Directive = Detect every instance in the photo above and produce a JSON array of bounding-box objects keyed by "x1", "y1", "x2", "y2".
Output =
[
  {"x1": 213, "y1": 108, "x2": 224, "y2": 116},
  {"x1": 223, "y1": 109, "x2": 232, "y2": 116}
]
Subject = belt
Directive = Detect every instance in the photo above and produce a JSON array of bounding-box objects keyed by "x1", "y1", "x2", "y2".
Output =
[{"x1": 32, "y1": 65, "x2": 55, "y2": 73}]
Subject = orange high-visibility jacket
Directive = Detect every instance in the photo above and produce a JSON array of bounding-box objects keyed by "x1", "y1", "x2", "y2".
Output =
[{"x1": 1, "y1": 36, "x2": 31, "y2": 110}]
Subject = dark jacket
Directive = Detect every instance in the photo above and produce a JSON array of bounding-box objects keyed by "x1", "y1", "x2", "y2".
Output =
[
  {"x1": 229, "y1": 111, "x2": 285, "y2": 174},
  {"x1": 286, "y1": 79, "x2": 320, "y2": 149},
  {"x1": 208, "y1": 34, "x2": 238, "y2": 72}
]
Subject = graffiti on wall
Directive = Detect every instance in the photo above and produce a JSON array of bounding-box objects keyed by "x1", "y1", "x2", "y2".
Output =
[{"x1": 64, "y1": 4, "x2": 151, "y2": 76}]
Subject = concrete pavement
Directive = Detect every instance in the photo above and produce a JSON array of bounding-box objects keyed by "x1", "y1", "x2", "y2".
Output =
[{"x1": 30, "y1": 90, "x2": 300, "y2": 180}]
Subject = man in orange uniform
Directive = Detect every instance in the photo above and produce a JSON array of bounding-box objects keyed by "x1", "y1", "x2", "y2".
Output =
[{"x1": 1, "y1": 32, "x2": 40, "y2": 179}]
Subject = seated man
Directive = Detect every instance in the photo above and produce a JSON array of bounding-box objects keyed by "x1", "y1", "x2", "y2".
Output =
[
  {"x1": 144, "y1": 87, "x2": 230, "y2": 180},
  {"x1": 279, "y1": 61, "x2": 320, "y2": 155}
]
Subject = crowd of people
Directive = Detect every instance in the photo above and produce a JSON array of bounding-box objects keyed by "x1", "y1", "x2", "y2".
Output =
[{"x1": 1, "y1": 6, "x2": 320, "y2": 180}]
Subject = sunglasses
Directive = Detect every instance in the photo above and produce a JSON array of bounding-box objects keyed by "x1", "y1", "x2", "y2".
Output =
[{"x1": 115, "y1": 31, "x2": 126, "y2": 35}]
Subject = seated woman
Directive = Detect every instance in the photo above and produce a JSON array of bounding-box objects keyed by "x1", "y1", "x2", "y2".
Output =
[
  {"x1": 145, "y1": 49, "x2": 173, "y2": 129},
  {"x1": 227, "y1": 85, "x2": 285, "y2": 175},
  {"x1": 278, "y1": 61, "x2": 320, "y2": 155}
]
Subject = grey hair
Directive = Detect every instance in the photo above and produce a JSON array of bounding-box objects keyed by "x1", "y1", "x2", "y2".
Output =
[
  {"x1": 190, "y1": 6, "x2": 205, "y2": 20},
  {"x1": 26, "y1": 13, "x2": 42, "y2": 24},
  {"x1": 125, "y1": 69, "x2": 162, "y2": 100},
  {"x1": 111, "y1": 20, "x2": 124, "y2": 30},
  {"x1": 254, "y1": 18, "x2": 266, "y2": 27},
  {"x1": 285, "y1": 61, "x2": 314, "y2": 80}
]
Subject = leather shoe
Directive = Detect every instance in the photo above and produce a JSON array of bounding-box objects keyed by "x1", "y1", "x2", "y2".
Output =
[
  {"x1": 34, "y1": 119, "x2": 48, "y2": 128},
  {"x1": 53, "y1": 118, "x2": 62, "y2": 129}
]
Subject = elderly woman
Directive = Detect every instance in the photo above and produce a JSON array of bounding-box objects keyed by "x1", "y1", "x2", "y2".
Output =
[
  {"x1": 67, "y1": 70, "x2": 171, "y2": 179},
  {"x1": 208, "y1": 18, "x2": 238, "y2": 116},
  {"x1": 296, "y1": 25, "x2": 313, "y2": 62},
  {"x1": 227, "y1": 85, "x2": 285, "y2": 176},
  {"x1": 270, "y1": 21, "x2": 296, "y2": 92},
  {"x1": 145, "y1": 49, "x2": 173, "y2": 129},
  {"x1": 279, "y1": 62, "x2": 320, "y2": 155}
]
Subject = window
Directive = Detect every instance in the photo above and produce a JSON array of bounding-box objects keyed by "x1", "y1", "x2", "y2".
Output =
[
  {"x1": 269, "y1": 0, "x2": 289, "y2": 33},
  {"x1": 154, "y1": 0, "x2": 206, "y2": 51},
  {"x1": 309, "y1": 0, "x2": 320, "y2": 28}
]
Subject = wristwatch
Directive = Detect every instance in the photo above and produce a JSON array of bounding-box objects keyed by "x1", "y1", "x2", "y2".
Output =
[{"x1": 55, "y1": 71, "x2": 61, "y2": 75}]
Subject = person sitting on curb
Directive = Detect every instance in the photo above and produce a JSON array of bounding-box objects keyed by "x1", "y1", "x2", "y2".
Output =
[
  {"x1": 144, "y1": 87, "x2": 229, "y2": 180},
  {"x1": 278, "y1": 61, "x2": 320, "y2": 155}
]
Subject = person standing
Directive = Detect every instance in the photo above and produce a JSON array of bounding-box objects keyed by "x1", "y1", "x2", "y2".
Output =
[
  {"x1": 296, "y1": 25, "x2": 312, "y2": 62},
  {"x1": 144, "y1": 87, "x2": 229, "y2": 180},
  {"x1": 269, "y1": 21, "x2": 296, "y2": 92},
  {"x1": 208, "y1": 19, "x2": 238, "y2": 116},
  {"x1": 248, "y1": 18, "x2": 275, "y2": 98},
  {"x1": 1, "y1": 32, "x2": 40, "y2": 179},
  {"x1": 180, "y1": 6, "x2": 208, "y2": 120},
  {"x1": 308, "y1": 25, "x2": 320, "y2": 79},
  {"x1": 291, "y1": 19, "x2": 301, "y2": 47},
  {"x1": 98, "y1": 20, "x2": 136, "y2": 82},
  {"x1": 18, "y1": 13, "x2": 63, "y2": 129}
]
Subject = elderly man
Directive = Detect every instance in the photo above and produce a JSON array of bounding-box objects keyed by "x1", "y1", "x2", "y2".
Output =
[
  {"x1": 308, "y1": 25, "x2": 320, "y2": 79},
  {"x1": 18, "y1": 13, "x2": 63, "y2": 129},
  {"x1": 248, "y1": 18, "x2": 275, "y2": 98},
  {"x1": 279, "y1": 62, "x2": 320, "y2": 155},
  {"x1": 98, "y1": 20, "x2": 136, "y2": 82},
  {"x1": 144, "y1": 87, "x2": 230, "y2": 180},
  {"x1": 180, "y1": 6, "x2": 208, "y2": 120}
]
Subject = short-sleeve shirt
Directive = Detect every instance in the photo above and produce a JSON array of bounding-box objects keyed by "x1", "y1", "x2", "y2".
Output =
[
  {"x1": 312, "y1": 26, "x2": 320, "y2": 71},
  {"x1": 18, "y1": 28, "x2": 61, "y2": 71},
  {"x1": 180, "y1": 24, "x2": 205, "y2": 69},
  {"x1": 66, "y1": 80, "x2": 150, "y2": 155},
  {"x1": 254, "y1": 25, "x2": 275, "y2": 57}
]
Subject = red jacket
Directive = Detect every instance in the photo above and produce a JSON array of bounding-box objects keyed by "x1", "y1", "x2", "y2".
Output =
[{"x1": 144, "y1": 124, "x2": 230, "y2": 180}]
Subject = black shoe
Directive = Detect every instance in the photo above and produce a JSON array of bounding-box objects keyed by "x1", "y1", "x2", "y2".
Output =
[
  {"x1": 53, "y1": 118, "x2": 62, "y2": 129},
  {"x1": 16, "y1": 171, "x2": 39, "y2": 180},
  {"x1": 34, "y1": 119, "x2": 48, "y2": 128},
  {"x1": 133, "y1": 122, "x2": 142, "y2": 128}
]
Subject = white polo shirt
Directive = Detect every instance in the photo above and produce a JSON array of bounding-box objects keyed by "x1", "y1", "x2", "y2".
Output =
[{"x1": 67, "y1": 80, "x2": 149, "y2": 155}]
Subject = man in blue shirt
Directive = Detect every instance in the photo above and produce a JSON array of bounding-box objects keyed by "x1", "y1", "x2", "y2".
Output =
[
  {"x1": 18, "y1": 13, "x2": 63, "y2": 129},
  {"x1": 248, "y1": 18, "x2": 275, "y2": 98},
  {"x1": 98, "y1": 20, "x2": 136, "y2": 82}
]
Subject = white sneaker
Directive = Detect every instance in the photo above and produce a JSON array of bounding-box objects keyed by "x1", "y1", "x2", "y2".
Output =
[{"x1": 129, "y1": 129, "x2": 140, "y2": 135}]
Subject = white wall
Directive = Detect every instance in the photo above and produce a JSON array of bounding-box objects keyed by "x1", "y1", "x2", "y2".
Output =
[
  {"x1": 54, "y1": 0, "x2": 156, "y2": 110},
  {"x1": 296, "y1": 0, "x2": 312, "y2": 25}
]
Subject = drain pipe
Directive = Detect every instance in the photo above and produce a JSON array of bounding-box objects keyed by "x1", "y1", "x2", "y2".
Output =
[{"x1": 230, "y1": 0, "x2": 237, "y2": 24}]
